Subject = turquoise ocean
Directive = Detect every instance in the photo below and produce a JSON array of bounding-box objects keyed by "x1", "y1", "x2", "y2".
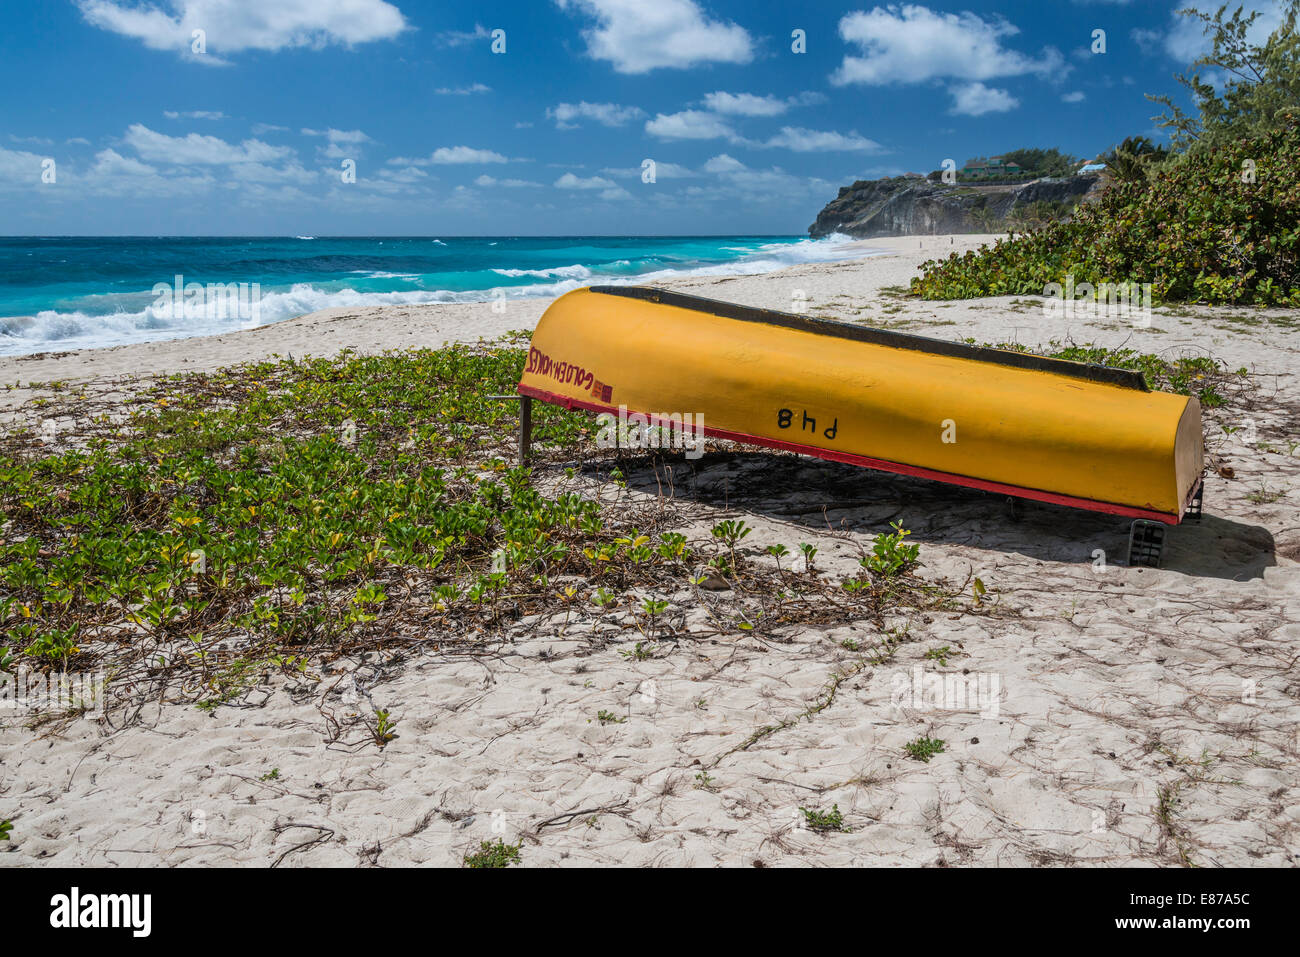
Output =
[{"x1": 0, "y1": 234, "x2": 863, "y2": 356}]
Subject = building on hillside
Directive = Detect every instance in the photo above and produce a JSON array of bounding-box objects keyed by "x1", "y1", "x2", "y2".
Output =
[{"x1": 961, "y1": 156, "x2": 1024, "y2": 178}]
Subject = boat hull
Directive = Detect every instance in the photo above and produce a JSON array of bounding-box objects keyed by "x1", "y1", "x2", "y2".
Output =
[{"x1": 517, "y1": 286, "x2": 1204, "y2": 524}]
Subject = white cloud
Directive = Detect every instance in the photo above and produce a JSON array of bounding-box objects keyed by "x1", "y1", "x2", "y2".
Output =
[
  {"x1": 763, "y1": 126, "x2": 884, "y2": 153},
  {"x1": 77, "y1": 0, "x2": 407, "y2": 56},
  {"x1": 702, "y1": 153, "x2": 745, "y2": 174},
  {"x1": 430, "y1": 146, "x2": 508, "y2": 164},
  {"x1": 554, "y1": 172, "x2": 618, "y2": 189},
  {"x1": 303, "y1": 128, "x2": 371, "y2": 158},
  {"x1": 437, "y1": 23, "x2": 490, "y2": 47},
  {"x1": 701, "y1": 91, "x2": 790, "y2": 116},
  {"x1": 1153, "y1": 1, "x2": 1283, "y2": 63},
  {"x1": 698, "y1": 153, "x2": 831, "y2": 199},
  {"x1": 645, "y1": 110, "x2": 736, "y2": 141},
  {"x1": 392, "y1": 146, "x2": 511, "y2": 166},
  {"x1": 376, "y1": 166, "x2": 429, "y2": 184},
  {"x1": 547, "y1": 101, "x2": 646, "y2": 129},
  {"x1": 949, "y1": 82, "x2": 1020, "y2": 116},
  {"x1": 1061, "y1": 91, "x2": 1086, "y2": 103},
  {"x1": 163, "y1": 110, "x2": 226, "y2": 120},
  {"x1": 0, "y1": 146, "x2": 51, "y2": 190},
  {"x1": 600, "y1": 162, "x2": 698, "y2": 178},
  {"x1": 476, "y1": 174, "x2": 542, "y2": 187},
  {"x1": 123, "y1": 124, "x2": 292, "y2": 164},
  {"x1": 832, "y1": 5, "x2": 1064, "y2": 86},
  {"x1": 436, "y1": 83, "x2": 492, "y2": 95},
  {"x1": 90, "y1": 147, "x2": 158, "y2": 177},
  {"x1": 302, "y1": 127, "x2": 370, "y2": 143},
  {"x1": 556, "y1": 0, "x2": 753, "y2": 73}
]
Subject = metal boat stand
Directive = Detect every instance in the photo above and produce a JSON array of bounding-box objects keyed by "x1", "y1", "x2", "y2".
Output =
[
  {"x1": 488, "y1": 394, "x2": 533, "y2": 464},
  {"x1": 1127, "y1": 477, "x2": 1203, "y2": 568}
]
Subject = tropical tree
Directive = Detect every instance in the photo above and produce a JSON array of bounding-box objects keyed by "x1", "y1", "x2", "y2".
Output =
[
  {"x1": 1149, "y1": 1, "x2": 1300, "y2": 150},
  {"x1": 1102, "y1": 136, "x2": 1171, "y2": 182}
]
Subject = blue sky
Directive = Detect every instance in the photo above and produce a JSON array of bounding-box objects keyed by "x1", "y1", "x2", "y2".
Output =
[{"x1": 0, "y1": 0, "x2": 1284, "y2": 235}]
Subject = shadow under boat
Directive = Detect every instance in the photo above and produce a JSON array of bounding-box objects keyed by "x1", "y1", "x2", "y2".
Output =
[{"x1": 585, "y1": 448, "x2": 1275, "y2": 583}]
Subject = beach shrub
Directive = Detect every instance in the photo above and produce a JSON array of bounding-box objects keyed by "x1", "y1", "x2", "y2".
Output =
[
  {"x1": 862, "y1": 522, "x2": 920, "y2": 578},
  {"x1": 912, "y1": 114, "x2": 1300, "y2": 306},
  {"x1": 463, "y1": 838, "x2": 521, "y2": 868},
  {"x1": 904, "y1": 736, "x2": 946, "y2": 763},
  {"x1": 800, "y1": 804, "x2": 851, "y2": 833}
]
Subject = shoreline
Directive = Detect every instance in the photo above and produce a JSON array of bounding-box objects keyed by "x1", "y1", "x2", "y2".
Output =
[{"x1": 0, "y1": 235, "x2": 987, "y2": 388}]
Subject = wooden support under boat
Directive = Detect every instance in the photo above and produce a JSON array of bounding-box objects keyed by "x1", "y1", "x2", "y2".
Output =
[{"x1": 515, "y1": 285, "x2": 1205, "y2": 531}]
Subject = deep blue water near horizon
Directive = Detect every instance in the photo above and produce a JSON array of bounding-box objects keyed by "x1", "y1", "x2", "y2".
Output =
[{"x1": 0, "y1": 234, "x2": 863, "y2": 356}]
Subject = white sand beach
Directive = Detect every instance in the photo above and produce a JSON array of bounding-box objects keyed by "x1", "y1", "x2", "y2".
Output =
[{"x1": 2, "y1": 235, "x2": 1298, "y2": 867}]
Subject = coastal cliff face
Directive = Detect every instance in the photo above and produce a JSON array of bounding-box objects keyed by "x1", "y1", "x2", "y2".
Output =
[{"x1": 807, "y1": 175, "x2": 1104, "y2": 238}]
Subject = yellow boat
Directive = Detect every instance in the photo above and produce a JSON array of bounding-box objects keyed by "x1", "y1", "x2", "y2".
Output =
[{"x1": 516, "y1": 286, "x2": 1204, "y2": 529}]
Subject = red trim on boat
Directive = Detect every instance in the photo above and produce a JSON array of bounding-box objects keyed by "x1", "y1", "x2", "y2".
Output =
[{"x1": 517, "y1": 384, "x2": 1187, "y2": 525}]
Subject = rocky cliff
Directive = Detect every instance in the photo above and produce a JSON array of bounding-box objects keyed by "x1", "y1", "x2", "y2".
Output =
[{"x1": 807, "y1": 175, "x2": 1104, "y2": 238}]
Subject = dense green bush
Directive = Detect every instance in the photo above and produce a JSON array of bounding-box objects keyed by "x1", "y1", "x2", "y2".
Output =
[{"x1": 911, "y1": 114, "x2": 1300, "y2": 306}]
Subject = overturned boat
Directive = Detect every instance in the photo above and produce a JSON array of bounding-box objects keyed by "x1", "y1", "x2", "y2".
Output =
[{"x1": 516, "y1": 286, "x2": 1204, "y2": 560}]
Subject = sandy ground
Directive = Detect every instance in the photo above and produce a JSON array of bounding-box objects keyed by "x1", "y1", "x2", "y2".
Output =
[{"x1": 2, "y1": 234, "x2": 1298, "y2": 867}]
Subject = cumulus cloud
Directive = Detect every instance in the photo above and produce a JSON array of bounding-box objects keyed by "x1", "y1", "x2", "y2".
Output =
[
  {"x1": 391, "y1": 146, "x2": 511, "y2": 166},
  {"x1": 0, "y1": 146, "x2": 50, "y2": 190},
  {"x1": 763, "y1": 126, "x2": 884, "y2": 153},
  {"x1": 475, "y1": 174, "x2": 542, "y2": 187},
  {"x1": 698, "y1": 153, "x2": 832, "y2": 199},
  {"x1": 832, "y1": 5, "x2": 1064, "y2": 86},
  {"x1": 436, "y1": 23, "x2": 490, "y2": 47},
  {"x1": 301, "y1": 127, "x2": 371, "y2": 160},
  {"x1": 599, "y1": 162, "x2": 698, "y2": 178},
  {"x1": 554, "y1": 172, "x2": 617, "y2": 189},
  {"x1": 644, "y1": 110, "x2": 736, "y2": 141},
  {"x1": 1146, "y1": 0, "x2": 1283, "y2": 64},
  {"x1": 123, "y1": 124, "x2": 291, "y2": 164},
  {"x1": 430, "y1": 146, "x2": 508, "y2": 164},
  {"x1": 556, "y1": 0, "x2": 753, "y2": 73},
  {"x1": 77, "y1": 0, "x2": 407, "y2": 57},
  {"x1": 547, "y1": 101, "x2": 646, "y2": 129},
  {"x1": 949, "y1": 82, "x2": 1020, "y2": 116},
  {"x1": 703, "y1": 90, "x2": 826, "y2": 117}
]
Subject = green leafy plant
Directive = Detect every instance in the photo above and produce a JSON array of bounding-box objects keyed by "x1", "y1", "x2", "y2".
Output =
[
  {"x1": 798, "y1": 543, "x2": 818, "y2": 572},
  {"x1": 711, "y1": 519, "x2": 751, "y2": 569},
  {"x1": 639, "y1": 597, "x2": 669, "y2": 639},
  {"x1": 463, "y1": 838, "x2": 522, "y2": 868},
  {"x1": 904, "y1": 736, "x2": 947, "y2": 763},
  {"x1": 596, "y1": 709, "x2": 625, "y2": 725},
  {"x1": 862, "y1": 522, "x2": 920, "y2": 577},
  {"x1": 800, "y1": 804, "x2": 851, "y2": 833},
  {"x1": 923, "y1": 646, "x2": 954, "y2": 666},
  {"x1": 912, "y1": 113, "x2": 1300, "y2": 307},
  {"x1": 765, "y1": 543, "x2": 790, "y2": 573},
  {"x1": 371, "y1": 709, "x2": 398, "y2": 748}
]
